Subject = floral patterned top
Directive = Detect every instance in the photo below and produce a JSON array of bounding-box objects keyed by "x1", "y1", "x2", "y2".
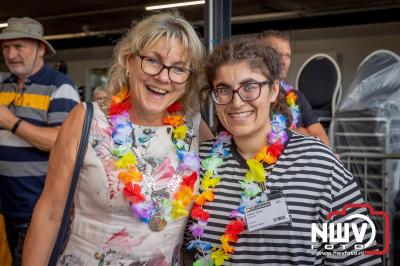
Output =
[{"x1": 58, "y1": 102, "x2": 201, "y2": 266}]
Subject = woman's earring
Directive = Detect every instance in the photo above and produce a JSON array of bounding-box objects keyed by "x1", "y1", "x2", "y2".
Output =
[
  {"x1": 271, "y1": 84, "x2": 279, "y2": 103},
  {"x1": 126, "y1": 69, "x2": 130, "y2": 77}
]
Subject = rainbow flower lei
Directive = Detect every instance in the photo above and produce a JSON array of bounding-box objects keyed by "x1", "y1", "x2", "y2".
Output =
[
  {"x1": 280, "y1": 80, "x2": 300, "y2": 129},
  {"x1": 187, "y1": 114, "x2": 288, "y2": 266},
  {"x1": 109, "y1": 87, "x2": 200, "y2": 225}
]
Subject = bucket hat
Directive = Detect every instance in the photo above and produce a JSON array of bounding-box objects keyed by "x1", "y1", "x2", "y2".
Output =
[{"x1": 0, "y1": 17, "x2": 56, "y2": 56}]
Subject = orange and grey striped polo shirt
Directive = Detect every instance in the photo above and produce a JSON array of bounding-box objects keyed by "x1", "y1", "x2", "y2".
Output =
[{"x1": 0, "y1": 63, "x2": 80, "y2": 219}]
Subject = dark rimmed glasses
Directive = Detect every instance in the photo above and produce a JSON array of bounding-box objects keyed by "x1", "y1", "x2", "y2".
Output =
[
  {"x1": 138, "y1": 55, "x2": 191, "y2": 84},
  {"x1": 211, "y1": 80, "x2": 272, "y2": 105}
]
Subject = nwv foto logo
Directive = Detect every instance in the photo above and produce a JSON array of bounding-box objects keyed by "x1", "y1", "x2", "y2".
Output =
[{"x1": 310, "y1": 203, "x2": 389, "y2": 255}]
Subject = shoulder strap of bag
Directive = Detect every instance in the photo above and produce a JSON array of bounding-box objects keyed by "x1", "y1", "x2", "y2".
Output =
[{"x1": 48, "y1": 102, "x2": 94, "y2": 266}]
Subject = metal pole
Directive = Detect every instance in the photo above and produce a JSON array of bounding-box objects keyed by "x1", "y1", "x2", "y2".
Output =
[{"x1": 204, "y1": 0, "x2": 231, "y2": 129}]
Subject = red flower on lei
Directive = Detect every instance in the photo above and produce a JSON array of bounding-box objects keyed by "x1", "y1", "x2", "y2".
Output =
[
  {"x1": 123, "y1": 182, "x2": 145, "y2": 203},
  {"x1": 109, "y1": 98, "x2": 132, "y2": 115},
  {"x1": 225, "y1": 219, "x2": 246, "y2": 235},
  {"x1": 190, "y1": 204, "x2": 210, "y2": 221},
  {"x1": 163, "y1": 115, "x2": 185, "y2": 127},
  {"x1": 268, "y1": 140, "x2": 284, "y2": 157},
  {"x1": 167, "y1": 101, "x2": 182, "y2": 113},
  {"x1": 181, "y1": 172, "x2": 198, "y2": 189}
]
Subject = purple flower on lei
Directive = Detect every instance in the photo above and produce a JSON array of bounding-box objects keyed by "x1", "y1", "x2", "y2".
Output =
[
  {"x1": 217, "y1": 131, "x2": 232, "y2": 144},
  {"x1": 210, "y1": 132, "x2": 231, "y2": 157},
  {"x1": 269, "y1": 130, "x2": 288, "y2": 145},
  {"x1": 269, "y1": 113, "x2": 288, "y2": 144},
  {"x1": 111, "y1": 111, "x2": 133, "y2": 145},
  {"x1": 179, "y1": 151, "x2": 201, "y2": 173},
  {"x1": 230, "y1": 205, "x2": 245, "y2": 219},
  {"x1": 112, "y1": 123, "x2": 133, "y2": 145},
  {"x1": 110, "y1": 111, "x2": 130, "y2": 128},
  {"x1": 211, "y1": 141, "x2": 229, "y2": 158},
  {"x1": 280, "y1": 80, "x2": 293, "y2": 92},
  {"x1": 189, "y1": 220, "x2": 207, "y2": 238},
  {"x1": 130, "y1": 201, "x2": 153, "y2": 223}
]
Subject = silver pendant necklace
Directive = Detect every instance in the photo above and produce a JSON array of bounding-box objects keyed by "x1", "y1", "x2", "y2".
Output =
[
  {"x1": 148, "y1": 188, "x2": 169, "y2": 231},
  {"x1": 133, "y1": 128, "x2": 175, "y2": 232},
  {"x1": 132, "y1": 121, "x2": 195, "y2": 232}
]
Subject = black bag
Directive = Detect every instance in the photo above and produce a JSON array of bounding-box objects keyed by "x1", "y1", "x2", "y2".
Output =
[{"x1": 48, "y1": 102, "x2": 94, "y2": 266}]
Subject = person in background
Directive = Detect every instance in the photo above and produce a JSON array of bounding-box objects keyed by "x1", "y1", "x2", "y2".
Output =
[
  {"x1": 0, "y1": 17, "x2": 80, "y2": 266},
  {"x1": 259, "y1": 30, "x2": 331, "y2": 147},
  {"x1": 185, "y1": 37, "x2": 380, "y2": 266},
  {"x1": 91, "y1": 86, "x2": 108, "y2": 101},
  {"x1": 22, "y1": 12, "x2": 213, "y2": 265}
]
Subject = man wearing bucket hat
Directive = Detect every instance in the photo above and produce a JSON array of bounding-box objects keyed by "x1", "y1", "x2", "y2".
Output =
[{"x1": 0, "y1": 17, "x2": 80, "y2": 265}]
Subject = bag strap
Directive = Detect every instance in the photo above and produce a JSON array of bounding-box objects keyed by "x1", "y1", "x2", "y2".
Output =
[{"x1": 48, "y1": 102, "x2": 94, "y2": 265}]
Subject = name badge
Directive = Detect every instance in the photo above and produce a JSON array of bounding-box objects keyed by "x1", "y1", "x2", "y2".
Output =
[{"x1": 244, "y1": 196, "x2": 291, "y2": 232}]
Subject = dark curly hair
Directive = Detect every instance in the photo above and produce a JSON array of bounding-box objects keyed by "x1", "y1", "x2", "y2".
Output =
[{"x1": 203, "y1": 37, "x2": 292, "y2": 133}]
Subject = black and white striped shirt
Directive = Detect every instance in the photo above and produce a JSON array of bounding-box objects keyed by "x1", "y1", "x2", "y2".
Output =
[{"x1": 186, "y1": 131, "x2": 382, "y2": 265}]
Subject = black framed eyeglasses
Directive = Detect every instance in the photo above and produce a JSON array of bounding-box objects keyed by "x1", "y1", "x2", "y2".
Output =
[
  {"x1": 138, "y1": 55, "x2": 191, "y2": 84},
  {"x1": 211, "y1": 80, "x2": 272, "y2": 105}
]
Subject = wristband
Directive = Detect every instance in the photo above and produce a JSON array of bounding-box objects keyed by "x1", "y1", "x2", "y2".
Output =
[{"x1": 11, "y1": 119, "x2": 22, "y2": 134}]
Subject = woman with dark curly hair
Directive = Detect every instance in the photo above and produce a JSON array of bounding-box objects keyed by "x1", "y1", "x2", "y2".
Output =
[{"x1": 185, "y1": 38, "x2": 381, "y2": 266}]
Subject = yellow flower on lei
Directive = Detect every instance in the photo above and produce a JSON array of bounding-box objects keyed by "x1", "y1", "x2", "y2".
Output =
[
  {"x1": 201, "y1": 170, "x2": 221, "y2": 190},
  {"x1": 115, "y1": 151, "x2": 136, "y2": 169},
  {"x1": 211, "y1": 248, "x2": 230, "y2": 266},
  {"x1": 171, "y1": 200, "x2": 188, "y2": 219},
  {"x1": 173, "y1": 125, "x2": 188, "y2": 140},
  {"x1": 245, "y1": 159, "x2": 266, "y2": 183}
]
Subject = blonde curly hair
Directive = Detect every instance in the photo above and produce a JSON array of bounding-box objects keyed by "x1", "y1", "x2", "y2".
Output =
[{"x1": 107, "y1": 11, "x2": 205, "y2": 115}]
